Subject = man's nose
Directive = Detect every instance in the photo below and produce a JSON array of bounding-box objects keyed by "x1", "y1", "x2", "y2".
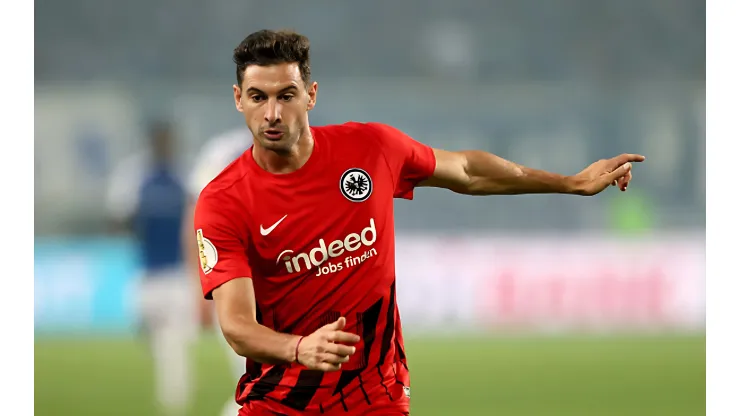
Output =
[{"x1": 264, "y1": 99, "x2": 281, "y2": 124}]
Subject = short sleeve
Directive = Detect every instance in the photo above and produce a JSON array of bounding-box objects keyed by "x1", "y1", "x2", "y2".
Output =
[
  {"x1": 193, "y1": 193, "x2": 253, "y2": 299},
  {"x1": 369, "y1": 123, "x2": 437, "y2": 200}
]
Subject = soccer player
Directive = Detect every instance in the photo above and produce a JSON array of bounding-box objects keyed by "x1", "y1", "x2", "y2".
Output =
[
  {"x1": 182, "y1": 127, "x2": 252, "y2": 416},
  {"x1": 106, "y1": 121, "x2": 194, "y2": 416},
  {"x1": 193, "y1": 30, "x2": 644, "y2": 416}
]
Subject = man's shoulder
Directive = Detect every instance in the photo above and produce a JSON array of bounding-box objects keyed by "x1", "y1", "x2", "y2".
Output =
[
  {"x1": 315, "y1": 122, "x2": 396, "y2": 149},
  {"x1": 315, "y1": 121, "x2": 391, "y2": 134},
  {"x1": 195, "y1": 167, "x2": 252, "y2": 231}
]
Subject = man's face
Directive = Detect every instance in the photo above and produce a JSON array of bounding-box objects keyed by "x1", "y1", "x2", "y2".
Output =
[{"x1": 233, "y1": 62, "x2": 317, "y2": 154}]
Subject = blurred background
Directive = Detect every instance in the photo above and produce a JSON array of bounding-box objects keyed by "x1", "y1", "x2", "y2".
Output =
[{"x1": 35, "y1": 0, "x2": 705, "y2": 415}]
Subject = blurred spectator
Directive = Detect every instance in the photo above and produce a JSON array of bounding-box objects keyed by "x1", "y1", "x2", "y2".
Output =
[{"x1": 105, "y1": 121, "x2": 194, "y2": 416}]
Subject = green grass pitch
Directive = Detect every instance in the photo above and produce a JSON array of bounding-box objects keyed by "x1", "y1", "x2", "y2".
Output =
[{"x1": 35, "y1": 334, "x2": 705, "y2": 416}]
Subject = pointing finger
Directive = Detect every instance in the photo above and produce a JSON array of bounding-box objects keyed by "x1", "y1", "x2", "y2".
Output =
[{"x1": 611, "y1": 153, "x2": 645, "y2": 169}]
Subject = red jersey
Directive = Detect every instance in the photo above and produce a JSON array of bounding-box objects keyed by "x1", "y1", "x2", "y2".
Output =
[{"x1": 193, "y1": 122, "x2": 436, "y2": 415}]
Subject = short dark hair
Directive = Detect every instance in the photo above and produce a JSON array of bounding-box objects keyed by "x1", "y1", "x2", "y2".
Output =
[{"x1": 233, "y1": 29, "x2": 312, "y2": 89}]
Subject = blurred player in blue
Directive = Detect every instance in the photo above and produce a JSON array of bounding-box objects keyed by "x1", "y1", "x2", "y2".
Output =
[
  {"x1": 106, "y1": 121, "x2": 195, "y2": 416},
  {"x1": 183, "y1": 127, "x2": 252, "y2": 416}
]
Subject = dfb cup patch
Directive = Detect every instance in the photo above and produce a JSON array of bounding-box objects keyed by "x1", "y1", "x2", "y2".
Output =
[
  {"x1": 196, "y1": 229, "x2": 218, "y2": 274},
  {"x1": 340, "y1": 168, "x2": 373, "y2": 202}
]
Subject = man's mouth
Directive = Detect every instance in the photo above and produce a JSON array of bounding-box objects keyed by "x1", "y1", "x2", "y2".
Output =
[{"x1": 263, "y1": 129, "x2": 284, "y2": 140}]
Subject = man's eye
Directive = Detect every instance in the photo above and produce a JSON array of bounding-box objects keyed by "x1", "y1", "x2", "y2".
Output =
[
  {"x1": 281, "y1": 95, "x2": 294, "y2": 101},
  {"x1": 251, "y1": 96, "x2": 264, "y2": 102}
]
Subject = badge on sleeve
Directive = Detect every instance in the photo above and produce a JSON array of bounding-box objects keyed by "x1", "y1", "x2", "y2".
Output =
[{"x1": 196, "y1": 229, "x2": 218, "y2": 274}]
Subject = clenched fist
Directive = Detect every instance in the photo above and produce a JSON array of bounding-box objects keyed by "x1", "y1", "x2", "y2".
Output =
[{"x1": 295, "y1": 317, "x2": 361, "y2": 372}]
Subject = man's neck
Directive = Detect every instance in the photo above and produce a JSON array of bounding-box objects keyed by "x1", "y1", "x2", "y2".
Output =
[{"x1": 253, "y1": 130, "x2": 314, "y2": 174}]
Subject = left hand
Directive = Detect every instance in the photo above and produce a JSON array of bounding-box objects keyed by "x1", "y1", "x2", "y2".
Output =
[{"x1": 570, "y1": 153, "x2": 646, "y2": 196}]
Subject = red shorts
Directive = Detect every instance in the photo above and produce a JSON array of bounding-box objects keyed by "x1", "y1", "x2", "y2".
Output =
[{"x1": 238, "y1": 402, "x2": 409, "y2": 416}]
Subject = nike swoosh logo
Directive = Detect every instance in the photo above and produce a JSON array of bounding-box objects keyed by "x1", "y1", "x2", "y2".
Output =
[{"x1": 260, "y1": 214, "x2": 288, "y2": 236}]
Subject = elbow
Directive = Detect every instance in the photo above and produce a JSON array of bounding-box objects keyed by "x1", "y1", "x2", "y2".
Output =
[
  {"x1": 222, "y1": 335, "x2": 249, "y2": 358},
  {"x1": 459, "y1": 176, "x2": 494, "y2": 195},
  {"x1": 219, "y1": 318, "x2": 254, "y2": 358},
  {"x1": 219, "y1": 320, "x2": 285, "y2": 365},
  {"x1": 220, "y1": 327, "x2": 246, "y2": 357},
  {"x1": 460, "y1": 180, "x2": 489, "y2": 195},
  {"x1": 462, "y1": 152, "x2": 525, "y2": 195}
]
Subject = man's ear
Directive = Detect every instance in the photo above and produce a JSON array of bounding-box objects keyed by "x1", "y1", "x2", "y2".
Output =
[
  {"x1": 233, "y1": 85, "x2": 244, "y2": 113},
  {"x1": 307, "y1": 81, "x2": 318, "y2": 111}
]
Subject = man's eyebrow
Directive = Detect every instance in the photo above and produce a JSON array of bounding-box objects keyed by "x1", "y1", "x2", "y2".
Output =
[{"x1": 245, "y1": 85, "x2": 299, "y2": 94}]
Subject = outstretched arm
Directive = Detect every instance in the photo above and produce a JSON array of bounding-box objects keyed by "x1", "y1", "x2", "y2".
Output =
[{"x1": 419, "y1": 149, "x2": 645, "y2": 196}]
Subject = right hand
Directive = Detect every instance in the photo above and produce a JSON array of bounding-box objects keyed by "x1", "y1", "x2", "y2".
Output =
[{"x1": 296, "y1": 317, "x2": 361, "y2": 372}]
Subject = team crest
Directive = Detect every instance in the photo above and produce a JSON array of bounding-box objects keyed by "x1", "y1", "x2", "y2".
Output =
[
  {"x1": 340, "y1": 168, "x2": 372, "y2": 202},
  {"x1": 196, "y1": 229, "x2": 218, "y2": 274}
]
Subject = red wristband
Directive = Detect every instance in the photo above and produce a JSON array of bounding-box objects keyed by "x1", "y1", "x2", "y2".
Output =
[{"x1": 295, "y1": 336, "x2": 305, "y2": 365}]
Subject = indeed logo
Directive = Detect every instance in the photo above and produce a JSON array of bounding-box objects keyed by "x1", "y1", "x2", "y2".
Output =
[{"x1": 277, "y1": 218, "x2": 378, "y2": 276}]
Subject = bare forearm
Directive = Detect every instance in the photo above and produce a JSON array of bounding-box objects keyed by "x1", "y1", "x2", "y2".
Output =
[
  {"x1": 462, "y1": 150, "x2": 575, "y2": 195},
  {"x1": 221, "y1": 318, "x2": 301, "y2": 364}
]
